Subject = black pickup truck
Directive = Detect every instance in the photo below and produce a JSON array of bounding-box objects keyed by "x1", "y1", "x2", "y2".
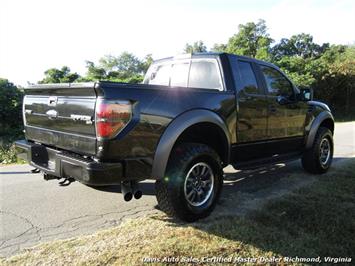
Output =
[{"x1": 15, "y1": 52, "x2": 334, "y2": 221}]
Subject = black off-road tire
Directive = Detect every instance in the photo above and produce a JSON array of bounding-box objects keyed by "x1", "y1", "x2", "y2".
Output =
[
  {"x1": 302, "y1": 126, "x2": 333, "y2": 174},
  {"x1": 155, "y1": 143, "x2": 223, "y2": 222}
]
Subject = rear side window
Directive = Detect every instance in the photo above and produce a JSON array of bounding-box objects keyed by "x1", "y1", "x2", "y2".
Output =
[
  {"x1": 170, "y1": 61, "x2": 190, "y2": 87},
  {"x1": 188, "y1": 59, "x2": 222, "y2": 90},
  {"x1": 144, "y1": 63, "x2": 171, "y2": 86},
  {"x1": 237, "y1": 61, "x2": 259, "y2": 94},
  {"x1": 144, "y1": 58, "x2": 223, "y2": 91}
]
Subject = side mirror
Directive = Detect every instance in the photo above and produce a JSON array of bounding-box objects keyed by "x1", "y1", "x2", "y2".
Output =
[{"x1": 299, "y1": 88, "x2": 313, "y2": 101}]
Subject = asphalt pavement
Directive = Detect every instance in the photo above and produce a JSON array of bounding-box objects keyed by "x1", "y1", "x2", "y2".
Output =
[{"x1": 0, "y1": 122, "x2": 354, "y2": 257}]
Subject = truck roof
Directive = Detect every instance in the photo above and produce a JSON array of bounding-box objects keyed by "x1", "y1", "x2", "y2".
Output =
[
  {"x1": 153, "y1": 52, "x2": 224, "y2": 63},
  {"x1": 153, "y1": 52, "x2": 275, "y2": 67}
]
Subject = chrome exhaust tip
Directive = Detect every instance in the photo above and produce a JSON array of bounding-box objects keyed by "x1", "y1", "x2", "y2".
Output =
[
  {"x1": 121, "y1": 181, "x2": 132, "y2": 201},
  {"x1": 124, "y1": 192, "x2": 133, "y2": 202},
  {"x1": 121, "y1": 181, "x2": 142, "y2": 201},
  {"x1": 133, "y1": 190, "x2": 142, "y2": 200}
]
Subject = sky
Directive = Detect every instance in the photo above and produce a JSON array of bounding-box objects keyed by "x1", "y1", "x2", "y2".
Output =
[{"x1": 1, "y1": 0, "x2": 354, "y2": 86}]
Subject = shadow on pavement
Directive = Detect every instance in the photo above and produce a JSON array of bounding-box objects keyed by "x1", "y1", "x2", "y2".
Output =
[
  {"x1": 89, "y1": 161, "x2": 298, "y2": 196},
  {"x1": 0, "y1": 171, "x2": 32, "y2": 175},
  {"x1": 89, "y1": 156, "x2": 347, "y2": 197}
]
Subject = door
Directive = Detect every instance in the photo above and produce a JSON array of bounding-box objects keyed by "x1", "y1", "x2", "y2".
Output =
[
  {"x1": 230, "y1": 59, "x2": 271, "y2": 162},
  {"x1": 235, "y1": 60, "x2": 268, "y2": 142},
  {"x1": 258, "y1": 64, "x2": 308, "y2": 147}
]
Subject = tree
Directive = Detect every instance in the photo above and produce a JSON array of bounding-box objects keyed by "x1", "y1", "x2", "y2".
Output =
[
  {"x1": 99, "y1": 52, "x2": 144, "y2": 76},
  {"x1": 269, "y1": 33, "x2": 333, "y2": 88},
  {"x1": 211, "y1": 43, "x2": 227, "y2": 52},
  {"x1": 84, "y1": 61, "x2": 107, "y2": 81},
  {"x1": 313, "y1": 45, "x2": 355, "y2": 115},
  {"x1": 226, "y1": 19, "x2": 273, "y2": 59},
  {"x1": 272, "y1": 42, "x2": 354, "y2": 117},
  {"x1": 39, "y1": 66, "x2": 80, "y2": 84},
  {"x1": 273, "y1": 56, "x2": 316, "y2": 88},
  {"x1": 141, "y1": 54, "x2": 154, "y2": 73},
  {"x1": 271, "y1": 33, "x2": 329, "y2": 61},
  {"x1": 184, "y1": 41, "x2": 207, "y2": 53},
  {"x1": 83, "y1": 52, "x2": 150, "y2": 83},
  {"x1": 0, "y1": 79, "x2": 23, "y2": 139}
]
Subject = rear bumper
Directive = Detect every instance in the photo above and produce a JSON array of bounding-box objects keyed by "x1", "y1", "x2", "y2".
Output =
[{"x1": 15, "y1": 140, "x2": 128, "y2": 186}]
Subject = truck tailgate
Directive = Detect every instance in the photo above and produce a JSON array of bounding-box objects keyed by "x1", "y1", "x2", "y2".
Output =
[{"x1": 23, "y1": 83, "x2": 97, "y2": 155}]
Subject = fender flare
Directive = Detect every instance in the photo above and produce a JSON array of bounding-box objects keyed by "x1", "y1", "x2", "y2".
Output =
[
  {"x1": 151, "y1": 109, "x2": 231, "y2": 179},
  {"x1": 306, "y1": 111, "x2": 334, "y2": 149}
]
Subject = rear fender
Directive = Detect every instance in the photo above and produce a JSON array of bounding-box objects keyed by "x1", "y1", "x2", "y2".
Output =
[{"x1": 151, "y1": 109, "x2": 231, "y2": 179}]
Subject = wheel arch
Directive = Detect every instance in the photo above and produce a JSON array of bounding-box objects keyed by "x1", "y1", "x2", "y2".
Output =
[
  {"x1": 306, "y1": 111, "x2": 334, "y2": 149},
  {"x1": 152, "y1": 109, "x2": 231, "y2": 179}
]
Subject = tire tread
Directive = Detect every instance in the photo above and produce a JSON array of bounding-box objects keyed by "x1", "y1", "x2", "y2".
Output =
[
  {"x1": 302, "y1": 126, "x2": 333, "y2": 174},
  {"x1": 155, "y1": 143, "x2": 222, "y2": 222}
]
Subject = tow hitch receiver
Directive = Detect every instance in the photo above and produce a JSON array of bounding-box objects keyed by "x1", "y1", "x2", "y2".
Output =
[
  {"x1": 58, "y1": 178, "x2": 75, "y2": 186},
  {"x1": 43, "y1": 173, "x2": 75, "y2": 186}
]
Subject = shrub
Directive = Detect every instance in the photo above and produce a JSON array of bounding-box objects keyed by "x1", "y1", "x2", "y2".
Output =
[{"x1": 0, "y1": 78, "x2": 24, "y2": 139}]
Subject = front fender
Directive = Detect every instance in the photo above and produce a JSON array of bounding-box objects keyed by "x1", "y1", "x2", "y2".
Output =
[
  {"x1": 306, "y1": 111, "x2": 334, "y2": 149},
  {"x1": 151, "y1": 109, "x2": 231, "y2": 179}
]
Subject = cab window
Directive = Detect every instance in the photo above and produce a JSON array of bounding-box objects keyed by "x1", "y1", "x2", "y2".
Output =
[
  {"x1": 188, "y1": 59, "x2": 223, "y2": 90},
  {"x1": 237, "y1": 61, "x2": 259, "y2": 94},
  {"x1": 260, "y1": 65, "x2": 294, "y2": 97},
  {"x1": 144, "y1": 58, "x2": 224, "y2": 91},
  {"x1": 170, "y1": 61, "x2": 190, "y2": 87},
  {"x1": 143, "y1": 63, "x2": 171, "y2": 86}
]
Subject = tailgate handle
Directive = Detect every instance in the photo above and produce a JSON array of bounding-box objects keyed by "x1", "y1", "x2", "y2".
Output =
[{"x1": 46, "y1": 109, "x2": 58, "y2": 119}]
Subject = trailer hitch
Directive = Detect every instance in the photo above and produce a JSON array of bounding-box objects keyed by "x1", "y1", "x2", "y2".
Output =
[
  {"x1": 59, "y1": 178, "x2": 75, "y2": 186},
  {"x1": 43, "y1": 173, "x2": 75, "y2": 186},
  {"x1": 31, "y1": 168, "x2": 40, "y2": 173}
]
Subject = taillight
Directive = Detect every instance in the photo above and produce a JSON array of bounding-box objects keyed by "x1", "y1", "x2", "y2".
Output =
[{"x1": 95, "y1": 99, "x2": 132, "y2": 139}]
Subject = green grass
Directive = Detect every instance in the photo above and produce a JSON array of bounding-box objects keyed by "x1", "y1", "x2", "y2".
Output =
[
  {"x1": 208, "y1": 161, "x2": 355, "y2": 261},
  {"x1": 1, "y1": 159, "x2": 354, "y2": 265}
]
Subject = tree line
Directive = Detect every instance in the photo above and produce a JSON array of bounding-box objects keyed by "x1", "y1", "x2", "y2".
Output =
[
  {"x1": 187, "y1": 20, "x2": 354, "y2": 117},
  {"x1": 1, "y1": 19, "x2": 354, "y2": 141},
  {"x1": 1, "y1": 19, "x2": 354, "y2": 162},
  {"x1": 35, "y1": 19, "x2": 354, "y2": 117},
  {"x1": 38, "y1": 53, "x2": 153, "y2": 84}
]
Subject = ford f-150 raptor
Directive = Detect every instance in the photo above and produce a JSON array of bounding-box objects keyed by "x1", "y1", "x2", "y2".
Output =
[{"x1": 15, "y1": 52, "x2": 334, "y2": 222}]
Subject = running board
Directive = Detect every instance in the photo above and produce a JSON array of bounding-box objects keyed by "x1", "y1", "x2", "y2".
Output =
[{"x1": 232, "y1": 152, "x2": 302, "y2": 170}]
